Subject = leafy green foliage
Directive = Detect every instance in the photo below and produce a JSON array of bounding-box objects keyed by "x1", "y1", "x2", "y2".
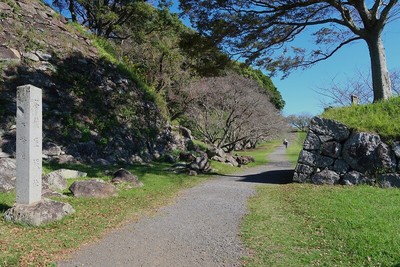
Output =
[
  {"x1": 322, "y1": 96, "x2": 400, "y2": 141},
  {"x1": 234, "y1": 64, "x2": 285, "y2": 110}
]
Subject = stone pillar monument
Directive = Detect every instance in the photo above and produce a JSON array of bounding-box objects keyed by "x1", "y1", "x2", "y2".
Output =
[
  {"x1": 4, "y1": 85, "x2": 75, "y2": 226},
  {"x1": 16, "y1": 84, "x2": 42, "y2": 204}
]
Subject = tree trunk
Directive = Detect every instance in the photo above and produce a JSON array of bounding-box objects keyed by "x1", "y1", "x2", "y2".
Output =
[
  {"x1": 68, "y1": 0, "x2": 77, "y2": 22},
  {"x1": 366, "y1": 34, "x2": 392, "y2": 102}
]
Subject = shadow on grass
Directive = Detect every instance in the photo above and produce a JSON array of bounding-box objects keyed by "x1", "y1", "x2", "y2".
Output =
[{"x1": 237, "y1": 169, "x2": 294, "y2": 184}]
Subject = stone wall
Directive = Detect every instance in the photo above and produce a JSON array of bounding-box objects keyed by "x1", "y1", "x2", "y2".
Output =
[{"x1": 293, "y1": 117, "x2": 400, "y2": 188}]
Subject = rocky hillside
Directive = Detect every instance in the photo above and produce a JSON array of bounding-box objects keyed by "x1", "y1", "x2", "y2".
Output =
[{"x1": 0, "y1": 0, "x2": 185, "y2": 164}]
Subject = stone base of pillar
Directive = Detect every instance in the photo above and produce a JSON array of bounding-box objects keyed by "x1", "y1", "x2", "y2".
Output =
[{"x1": 3, "y1": 198, "x2": 75, "y2": 226}]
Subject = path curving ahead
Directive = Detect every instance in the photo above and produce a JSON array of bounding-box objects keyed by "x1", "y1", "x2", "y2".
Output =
[{"x1": 59, "y1": 144, "x2": 293, "y2": 267}]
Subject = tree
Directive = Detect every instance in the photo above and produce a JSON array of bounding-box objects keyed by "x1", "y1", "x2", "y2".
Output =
[
  {"x1": 316, "y1": 69, "x2": 400, "y2": 107},
  {"x1": 179, "y1": 0, "x2": 400, "y2": 102},
  {"x1": 184, "y1": 74, "x2": 287, "y2": 151},
  {"x1": 287, "y1": 113, "x2": 313, "y2": 132},
  {"x1": 52, "y1": 0, "x2": 147, "y2": 38}
]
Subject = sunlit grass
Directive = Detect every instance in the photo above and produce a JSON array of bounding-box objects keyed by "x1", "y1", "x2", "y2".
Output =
[
  {"x1": 242, "y1": 131, "x2": 400, "y2": 266},
  {"x1": 322, "y1": 96, "x2": 400, "y2": 141},
  {"x1": 1, "y1": 140, "x2": 280, "y2": 266}
]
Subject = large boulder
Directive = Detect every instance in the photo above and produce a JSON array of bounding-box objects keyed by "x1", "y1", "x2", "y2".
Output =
[
  {"x1": 4, "y1": 199, "x2": 75, "y2": 226},
  {"x1": 320, "y1": 141, "x2": 342, "y2": 158},
  {"x1": 311, "y1": 169, "x2": 340, "y2": 185},
  {"x1": 42, "y1": 171, "x2": 67, "y2": 191},
  {"x1": 111, "y1": 168, "x2": 143, "y2": 187},
  {"x1": 342, "y1": 133, "x2": 396, "y2": 173},
  {"x1": 378, "y1": 173, "x2": 400, "y2": 188},
  {"x1": 207, "y1": 147, "x2": 226, "y2": 159},
  {"x1": 309, "y1": 117, "x2": 350, "y2": 142},
  {"x1": 189, "y1": 154, "x2": 211, "y2": 173},
  {"x1": 293, "y1": 163, "x2": 314, "y2": 183},
  {"x1": 43, "y1": 141, "x2": 63, "y2": 156},
  {"x1": 303, "y1": 132, "x2": 321, "y2": 150},
  {"x1": 341, "y1": 170, "x2": 373, "y2": 186},
  {"x1": 0, "y1": 176, "x2": 16, "y2": 193},
  {"x1": 69, "y1": 179, "x2": 117, "y2": 198},
  {"x1": 298, "y1": 150, "x2": 317, "y2": 166},
  {"x1": 0, "y1": 158, "x2": 16, "y2": 192},
  {"x1": 0, "y1": 158, "x2": 16, "y2": 179}
]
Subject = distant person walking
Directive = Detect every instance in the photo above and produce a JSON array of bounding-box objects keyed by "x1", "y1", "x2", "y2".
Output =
[{"x1": 283, "y1": 138, "x2": 289, "y2": 149}]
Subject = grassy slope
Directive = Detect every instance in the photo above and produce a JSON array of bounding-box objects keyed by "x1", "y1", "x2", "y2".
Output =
[
  {"x1": 241, "y1": 132, "x2": 400, "y2": 267},
  {"x1": 322, "y1": 96, "x2": 400, "y2": 141},
  {"x1": 0, "y1": 141, "x2": 280, "y2": 266}
]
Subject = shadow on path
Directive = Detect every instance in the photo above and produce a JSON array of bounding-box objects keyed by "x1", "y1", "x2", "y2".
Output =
[{"x1": 237, "y1": 169, "x2": 294, "y2": 184}]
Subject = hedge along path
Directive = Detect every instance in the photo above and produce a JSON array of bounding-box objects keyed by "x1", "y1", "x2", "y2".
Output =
[{"x1": 58, "y1": 144, "x2": 293, "y2": 267}]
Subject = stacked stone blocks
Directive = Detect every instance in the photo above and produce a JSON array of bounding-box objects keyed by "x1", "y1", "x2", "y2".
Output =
[{"x1": 293, "y1": 117, "x2": 400, "y2": 187}]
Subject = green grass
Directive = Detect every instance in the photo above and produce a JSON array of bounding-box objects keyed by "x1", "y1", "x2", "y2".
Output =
[
  {"x1": 0, "y1": 140, "x2": 280, "y2": 266},
  {"x1": 241, "y1": 132, "x2": 400, "y2": 267},
  {"x1": 0, "y1": 162, "x2": 208, "y2": 266},
  {"x1": 242, "y1": 184, "x2": 400, "y2": 267},
  {"x1": 286, "y1": 132, "x2": 306, "y2": 166},
  {"x1": 322, "y1": 96, "x2": 400, "y2": 141},
  {"x1": 211, "y1": 140, "x2": 281, "y2": 174}
]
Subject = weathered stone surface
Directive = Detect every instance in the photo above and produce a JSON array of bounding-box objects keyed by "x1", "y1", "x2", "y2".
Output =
[
  {"x1": 315, "y1": 155, "x2": 335, "y2": 168},
  {"x1": 295, "y1": 163, "x2": 314, "y2": 175},
  {"x1": 234, "y1": 155, "x2": 255, "y2": 165},
  {"x1": 393, "y1": 142, "x2": 400, "y2": 158},
  {"x1": 189, "y1": 154, "x2": 211, "y2": 172},
  {"x1": 225, "y1": 155, "x2": 239, "y2": 167},
  {"x1": 196, "y1": 154, "x2": 211, "y2": 171},
  {"x1": 374, "y1": 143, "x2": 397, "y2": 172},
  {"x1": 42, "y1": 171, "x2": 67, "y2": 191},
  {"x1": 16, "y1": 85, "x2": 42, "y2": 205},
  {"x1": 298, "y1": 150, "x2": 317, "y2": 166},
  {"x1": 0, "y1": 158, "x2": 16, "y2": 180},
  {"x1": 211, "y1": 155, "x2": 225, "y2": 162},
  {"x1": 69, "y1": 179, "x2": 117, "y2": 198},
  {"x1": 309, "y1": 117, "x2": 350, "y2": 141},
  {"x1": 303, "y1": 132, "x2": 320, "y2": 150},
  {"x1": 35, "y1": 51, "x2": 52, "y2": 61},
  {"x1": 23, "y1": 52, "x2": 40, "y2": 62},
  {"x1": 342, "y1": 132, "x2": 395, "y2": 173},
  {"x1": 0, "y1": 176, "x2": 16, "y2": 193},
  {"x1": 311, "y1": 169, "x2": 340, "y2": 185},
  {"x1": 0, "y1": 2, "x2": 12, "y2": 10},
  {"x1": 332, "y1": 159, "x2": 350, "y2": 174},
  {"x1": 179, "y1": 152, "x2": 195, "y2": 162},
  {"x1": 207, "y1": 147, "x2": 226, "y2": 159},
  {"x1": 295, "y1": 116, "x2": 400, "y2": 188},
  {"x1": 178, "y1": 126, "x2": 193, "y2": 140},
  {"x1": 43, "y1": 142, "x2": 63, "y2": 156},
  {"x1": 293, "y1": 172, "x2": 311, "y2": 183},
  {"x1": 0, "y1": 46, "x2": 21, "y2": 62},
  {"x1": 341, "y1": 171, "x2": 371, "y2": 186},
  {"x1": 111, "y1": 168, "x2": 143, "y2": 187},
  {"x1": 378, "y1": 173, "x2": 400, "y2": 188},
  {"x1": 56, "y1": 169, "x2": 87, "y2": 179},
  {"x1": 321, "y1": 141, "x2": 342, "y2": 158},
  {"x1": 4, "y1": 198, "x2": 74, "y2": 226},
  {"x1": 319, "y1": 135, "x2": 334, "y2": 143}
]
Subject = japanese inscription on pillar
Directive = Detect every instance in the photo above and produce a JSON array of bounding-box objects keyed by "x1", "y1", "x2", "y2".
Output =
[{"x1": 16, "y1": 85, "x2": 42, "y2": 205}]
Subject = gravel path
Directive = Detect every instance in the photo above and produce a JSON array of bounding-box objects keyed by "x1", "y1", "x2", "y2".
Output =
[{"x1": 58, "y1": 143, "x2": 293, "y2": 267}]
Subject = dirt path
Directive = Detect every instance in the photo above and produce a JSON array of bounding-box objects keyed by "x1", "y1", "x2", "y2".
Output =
[{"x1": 58, "y1": 143, "x2": 293, "y2": 267}]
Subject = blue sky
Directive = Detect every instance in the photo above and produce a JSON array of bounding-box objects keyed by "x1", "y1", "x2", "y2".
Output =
[
  {"x1": 274, "y1": 21, "x2": 400, "y2": 116},
  {"x1": 169, "y1": 1, "x2": 400, "y2": 116},
  {"x1": 50, "y1": 0, "x2": 399, "y2": 116}
]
